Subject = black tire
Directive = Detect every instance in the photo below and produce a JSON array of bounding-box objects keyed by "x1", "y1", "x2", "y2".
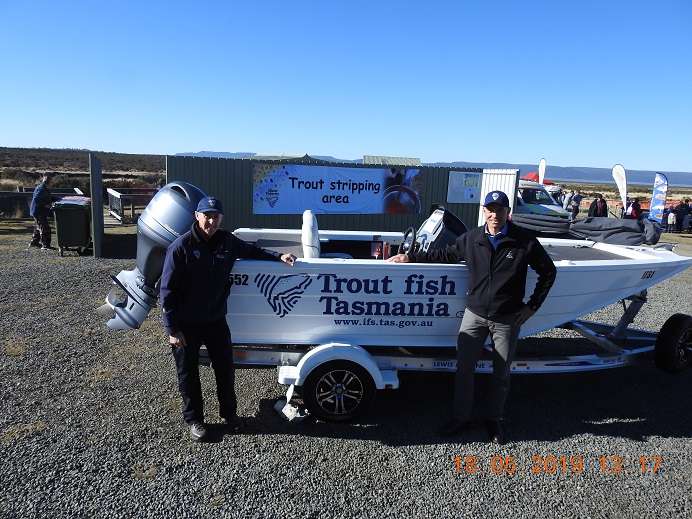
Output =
[
  {"x1": 302, "y1": 360, "x2": 375, "y2": 422},
  {"x1": 655, "y1": 313, "x2": 692, "y2": 373}
]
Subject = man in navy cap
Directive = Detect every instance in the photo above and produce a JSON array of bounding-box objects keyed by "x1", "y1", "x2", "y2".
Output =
[
  {"x1": 160, "y1": 196, "x2": 296, "y2": 442},
  {"x1": 388, "y1": 190, "x2": 556, "y2": 443}
]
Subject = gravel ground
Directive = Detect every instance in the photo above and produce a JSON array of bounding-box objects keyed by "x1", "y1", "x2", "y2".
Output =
[{"x1": 1, "y1": 222, "x2": 691, "y2": 518}]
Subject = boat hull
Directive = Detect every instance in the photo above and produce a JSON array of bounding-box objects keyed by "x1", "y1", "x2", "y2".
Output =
[{"x1": 227, "y1": 244, "x2": 691, "y2": 347}]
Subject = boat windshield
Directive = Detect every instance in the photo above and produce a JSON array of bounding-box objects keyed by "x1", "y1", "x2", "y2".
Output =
[{"x1": 519, "y1": 188, "x2": 559, "y2": 206}]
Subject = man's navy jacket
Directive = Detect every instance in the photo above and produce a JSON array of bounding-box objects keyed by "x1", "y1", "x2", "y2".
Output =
[
  {"x1": 30, "y1": 181, "x2": 51, "y2": 217},
  {"x1": 160, "y1": 223, "x2": 281, "y2": 335},
  {"x1": 409, "y1": 222, "x2": 556, "y2": 319}
]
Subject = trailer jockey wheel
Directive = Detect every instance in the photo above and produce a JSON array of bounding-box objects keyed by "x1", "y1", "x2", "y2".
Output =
[
  {"x1": 401, "y1": 226, "x2": 417, "y2": 257},
  {"x1": 302, "y1": 361, "x2": 375, "y2": 422},
  {"x1": 655, "y1": 313, "x2": 692, "y2": 373}
]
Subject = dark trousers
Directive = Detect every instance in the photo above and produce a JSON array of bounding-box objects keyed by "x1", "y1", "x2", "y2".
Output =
[
  {"x1": 31, "y1": 215, "x2": 51, "y2": 247},
  {"x1": 172, "y1": 320, "x2": 236, "y2": 424},
  {"x1": 453, "y1": 309, "x2": 520, "y2": 421}
]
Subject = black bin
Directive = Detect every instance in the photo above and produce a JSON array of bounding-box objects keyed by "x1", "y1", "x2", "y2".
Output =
[{"x1": 53, "y1": 196, "x2": 92, "y2": 256}]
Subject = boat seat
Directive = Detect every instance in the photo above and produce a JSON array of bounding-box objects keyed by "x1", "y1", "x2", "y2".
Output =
[
  {"x1": 302, "y1": 210, "x2": 321, "y2": 258},
  {"x1": 301, "y1": 210, "x2": 352, "y2": 259}
]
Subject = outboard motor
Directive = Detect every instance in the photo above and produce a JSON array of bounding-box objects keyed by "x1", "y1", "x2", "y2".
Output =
[
  {"x1": 413, "y1": 208, "x2": 468, "y2": 253},
  {"x1": 102, "y1": 182, "x2": 206, "y2": 330}
]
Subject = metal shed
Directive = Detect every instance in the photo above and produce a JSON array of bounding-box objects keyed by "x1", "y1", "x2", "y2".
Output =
[{"x1": 166, "y1": 155, "x2": 517, "y2": 232}]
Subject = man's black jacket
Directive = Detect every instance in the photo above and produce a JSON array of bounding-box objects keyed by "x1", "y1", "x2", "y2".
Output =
[
  {"x1": 160, "y1": 223, "x2": 281, "y2": 335},
  {"x1": 409, "y1": 222, "x2": 557, "y2": 319}
]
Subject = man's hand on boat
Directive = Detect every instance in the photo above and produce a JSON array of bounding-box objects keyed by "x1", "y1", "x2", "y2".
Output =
[
  {"x1": 387, "y1": 254, "x2": 410, "y2": 263},
  {"x1": 169, "y1": 331, "x2": 187, "y2": 348},
  {"x1": 280, "y1": 253, "x2": 297, "y2": 266},
  {"x1": 515, "y1": 304, "x2": 536, "y2": 326}
]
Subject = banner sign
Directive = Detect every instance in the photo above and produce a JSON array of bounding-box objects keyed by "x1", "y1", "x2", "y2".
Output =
[
  {"x1": 446, "y1": 171, "x2": 481, "y2": 203},
  {"x1": 612, "y1": 164, "x2": 627, "y2": 216},
  {"x1": 649, "y1": 173, "x2": 668, "y2": 223},
  {"x1": 253, "y1": 163, "x2": 422, "y2": 214}
]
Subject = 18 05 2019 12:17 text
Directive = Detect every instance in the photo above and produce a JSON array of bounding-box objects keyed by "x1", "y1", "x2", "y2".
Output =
[{"x1": 453, "y1": 454, "x2": 663, "y2": 476}]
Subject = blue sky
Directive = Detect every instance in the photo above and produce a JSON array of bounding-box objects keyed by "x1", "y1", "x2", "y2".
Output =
[{"x1": 1, "y1": 1, "x2": 691, "y2": 172}]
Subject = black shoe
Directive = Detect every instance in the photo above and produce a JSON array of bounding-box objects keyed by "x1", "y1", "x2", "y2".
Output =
[
  {"x1": 41, "y1": 245, "x2": 56, "y2": 251},
  {"x1": 485, "y1": 420, "x2": 506, "y2": 445},
  {"x1": 28, "y1": 242, "x2": 41, "y2": 249},
  {"x1": 189, "y1": 421, "x2": 208, "y2": 442},
  {"x1": 438, "y1": 419, "x2": 473, "y2": 437},
  {"x1": 223, "y1": 416, "x2": 243, "y2": 434}
]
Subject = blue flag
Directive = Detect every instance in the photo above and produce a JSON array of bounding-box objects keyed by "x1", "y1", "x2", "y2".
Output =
[{"x1": 649, "y1": 173, "x2": 668, "y2": 223}]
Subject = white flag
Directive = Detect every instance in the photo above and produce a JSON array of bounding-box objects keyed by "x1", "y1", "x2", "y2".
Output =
[
  {"x1": 612, "y1": 164, "x2": 627, "y2": 217},
  {"x1": 538, "y1": 158, "x2": 546, "y2": 185}
]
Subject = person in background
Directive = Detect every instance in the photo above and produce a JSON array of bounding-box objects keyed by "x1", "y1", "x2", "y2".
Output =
[
  {"x1": 160, "y1": 196, "x2": 297, "y2": 442},
  {"x1": 562, "y1": 190, "x2": 574, "y2": 211},
  {"x1": 667, "y1": 209, "x2": 677, "y2": 233},
  {"x1": 625, "y1": 198, "x2": 641, "y2": 220},
  {"x1": 570, "y1": 191, "x2": 583, "y2": 221},
  {"x1": 677, "y1": 199, "x2": 691, "y2": 233},
  {"x1": 387, "y1": 191, "x2": 556, "y2": 444},
  {"x1": 28, "y1": 173, "x2": 54, "y2": 250},
  {"x1": 587, "y1": 193, "x2": 608, "y2": 217}
]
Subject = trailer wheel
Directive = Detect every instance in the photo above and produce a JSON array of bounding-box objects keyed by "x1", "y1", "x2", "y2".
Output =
[
  {"x1": 655, "y1": 313, "x2": 692, "y2": 373},
  {"x1": 302, "y1": 360, "x2": 375, "y2": 422}
]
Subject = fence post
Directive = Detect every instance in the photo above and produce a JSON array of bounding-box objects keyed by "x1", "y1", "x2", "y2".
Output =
[{"x1": 89, "y1": 153, "x2": 104, "y2": 258}]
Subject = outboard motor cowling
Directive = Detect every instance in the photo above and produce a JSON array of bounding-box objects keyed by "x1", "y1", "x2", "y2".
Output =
[
  {"x1": 103, "y1": 182, "x2": 207, "y2": 330},
  {"x1": 414, "y1": 209, "x2": 468, "y2": 253}
]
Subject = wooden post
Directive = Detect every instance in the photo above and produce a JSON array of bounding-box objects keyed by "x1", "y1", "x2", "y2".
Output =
[{"x1": 89, "y1": 153, "x2": 104, "y2": 258}]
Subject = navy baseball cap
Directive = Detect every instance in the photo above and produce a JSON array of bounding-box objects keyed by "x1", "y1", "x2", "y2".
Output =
[
  {"x1": 483, "y1": 190, "x2": 510, "y2": 208},
  {"x1": 196, "y1": 196, "x2": 224, "y2": 214}
]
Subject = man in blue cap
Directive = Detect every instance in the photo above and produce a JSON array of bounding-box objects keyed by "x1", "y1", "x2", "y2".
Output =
[
  {"x1": 160, "y1": 196, "x2": 296, "y2": 442},
  {"x1": 388, "y1": 190, "x2": 556, "y2": 443}
]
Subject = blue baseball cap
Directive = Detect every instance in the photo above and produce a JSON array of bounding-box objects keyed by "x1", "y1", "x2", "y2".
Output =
[
  {"x1": 483, "y1": 190, "x2": 510, "y2": 208},
  {"x1": 196, "y1": 196, "x2": 224, "y2": 214}
]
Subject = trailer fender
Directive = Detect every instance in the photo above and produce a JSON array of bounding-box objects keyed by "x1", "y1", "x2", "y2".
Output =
[{"x1": 278, "y1": 343, "x2": 399, "y2": 389}]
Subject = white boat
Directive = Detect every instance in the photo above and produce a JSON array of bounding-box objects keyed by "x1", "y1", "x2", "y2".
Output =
[
  {"x1": 102, "y1": 184, "x2": 692, "y2": 421},
  {"x1": 227, "y1": 231, "x2": 690, "y2": 346}
]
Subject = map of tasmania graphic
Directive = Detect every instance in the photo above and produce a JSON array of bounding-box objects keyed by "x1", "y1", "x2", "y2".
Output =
[{"x1": 254, "y1": 273, "x2": 313, "y2": 317}]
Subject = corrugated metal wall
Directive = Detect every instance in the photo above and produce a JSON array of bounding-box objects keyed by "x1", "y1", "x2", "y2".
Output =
[{"x1": 166, "y1": 156, "x2": 485, "y2": 232}]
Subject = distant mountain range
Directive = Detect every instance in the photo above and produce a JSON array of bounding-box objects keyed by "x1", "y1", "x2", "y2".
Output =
[{"x1": 177, "y1": 151, "x2": 692, "y2": 187}]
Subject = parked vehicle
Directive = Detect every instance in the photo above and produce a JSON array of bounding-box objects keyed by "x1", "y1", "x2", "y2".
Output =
[{"x1": 515, "y1": 180, "x2": 570, "y2": 219}]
